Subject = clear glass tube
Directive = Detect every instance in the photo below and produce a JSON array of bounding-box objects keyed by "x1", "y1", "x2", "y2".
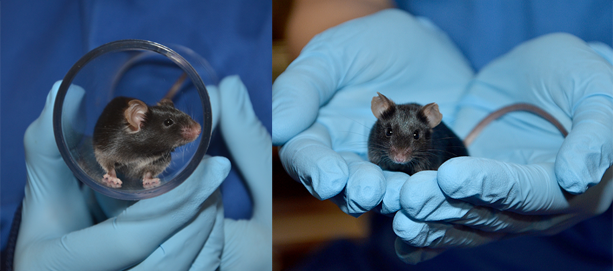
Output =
[{"x1": 53, "y1": 39, "x2": 215, "y2": 200}]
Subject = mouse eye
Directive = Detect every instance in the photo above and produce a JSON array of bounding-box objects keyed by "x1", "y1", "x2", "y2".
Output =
[
  {"x1": 413, "y1": 130, "x2": 420, "y2": 139},
  {"x1": 385, "y1": 127, "x2": 393, "y2": 137},
  {"x1": 164, "y1": 119, "x2": 174, "y2": 127}
]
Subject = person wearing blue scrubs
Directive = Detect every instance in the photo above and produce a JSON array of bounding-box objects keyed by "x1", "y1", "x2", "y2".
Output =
[
  {"x1": 2, "y1": 1, "x2": 271, "y2": 270},
  {"x1": 274, "y1": 0, "x2": 612, "y2": 270}
]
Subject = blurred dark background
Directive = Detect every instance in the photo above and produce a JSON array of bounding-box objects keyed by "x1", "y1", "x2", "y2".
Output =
[{"x1": 272, "y1": 1, "x2": 372, "y2": 270}]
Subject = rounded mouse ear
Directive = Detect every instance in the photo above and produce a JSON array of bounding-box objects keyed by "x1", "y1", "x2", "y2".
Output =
[
  {"x1": 421, "y1": 103, "x2": 442, "y2": 128},
  {"x1": 158, "y1": 98, "x2": 174, "y2": 107},
  {"x1": 125, "y1": 99, "x2": 148, "y2": 132},
  {"x1": 371, "y1": 92, "x2": 396, "y2": 120}
]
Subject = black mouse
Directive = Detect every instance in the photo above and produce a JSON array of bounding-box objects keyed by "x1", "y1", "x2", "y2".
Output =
[{"x1": 367, "y1": 92, "x2": 468, "y2": 175}]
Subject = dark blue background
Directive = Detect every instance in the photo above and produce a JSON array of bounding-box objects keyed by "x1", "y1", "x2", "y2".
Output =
[{"x1": 1, "y1": 0, "x2": 271, "y2": 251}]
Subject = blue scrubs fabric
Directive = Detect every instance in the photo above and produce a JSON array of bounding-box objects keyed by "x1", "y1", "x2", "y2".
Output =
[
  {"x1": 294, "y1": 0, "x2": 612, "y2": 270},
  {"x1": 1, "y1": 0, "x2": 271, "y2": 251},
  {"x1": 395, "y1": 0, "x2": 612, "y2": 71}
]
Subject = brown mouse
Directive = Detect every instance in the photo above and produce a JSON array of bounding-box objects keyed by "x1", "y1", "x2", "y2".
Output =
[{"x1": 92, "y1": 97, "x2": 201, "y2": 189}]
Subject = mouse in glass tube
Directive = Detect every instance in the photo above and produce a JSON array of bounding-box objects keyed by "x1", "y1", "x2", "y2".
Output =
[{"x1": 93, "y1": 75, "x2": 201, "y2": 189}]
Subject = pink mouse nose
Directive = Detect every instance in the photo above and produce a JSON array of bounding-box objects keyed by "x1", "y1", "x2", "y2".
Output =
[
  {"x1": 182, "y1": 122, "x2": 202, "y2": 141},
  {"x1": 193, "y1": 122, "x2": 201, "y2": 135},
  {"x1": 391, "y1": 148, "x2": 412, "y2": 164},
  {"x1": 393, "y1": 154, "x2": 407, "y2": 163}
]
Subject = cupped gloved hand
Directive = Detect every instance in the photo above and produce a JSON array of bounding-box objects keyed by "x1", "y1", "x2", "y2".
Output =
[
  {"x1": 273, "y1": 9, "x2": 473, "y2": 215},
  {"x1": 76, "y1": 76, "x2": 273, "y2": 270},
  {"x1": 392, "y1": 33, "x2": 613, "y2": 264},
  {"x1": 16, "y1": 81, "x2": 231, "y2": 270},
  {"x1": 216, "y1": 76, "x2": 272, "y2": 270}
]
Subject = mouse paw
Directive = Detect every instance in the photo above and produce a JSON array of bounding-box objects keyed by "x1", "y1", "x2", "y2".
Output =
[
  {"x1": 143, "y1": 178, "x2": 161, "y2": 189},
  {"x1": 102, "y1": 174, "x2": 123, "y2": 188}
]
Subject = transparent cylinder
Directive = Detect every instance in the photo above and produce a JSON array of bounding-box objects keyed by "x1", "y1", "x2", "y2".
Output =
[{"x1": 53, "y1": 39, "x2": 215, "y2": 200}]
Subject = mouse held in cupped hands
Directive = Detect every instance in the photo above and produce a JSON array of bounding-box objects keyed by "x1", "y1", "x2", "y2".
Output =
[
  {"x1": 93, "y1": 97, "x2": 201, "y2": 189},
  {"x1": 367, "y1": 92, "x2": 468, "y2": 175}
]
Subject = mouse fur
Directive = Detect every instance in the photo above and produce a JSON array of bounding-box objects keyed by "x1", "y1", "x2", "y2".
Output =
[
  {"x1": 367, "y1": 92, "x2": 467, "y2": 175},
  {"x1": 93, "y1": 97, "x2": 201, "y2": 188}
]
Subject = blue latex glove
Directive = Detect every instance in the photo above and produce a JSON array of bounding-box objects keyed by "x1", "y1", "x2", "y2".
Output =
[
  {"x1": 16, "y1": 81, "x2": 231, "y2": 270},
  {"x1": 273, "y1": 9, "x2": 473, "y2": 215},
  {"x1": 392, "y1": 34, "x2": 613, "y2": 264},
  {"x1": 89, "y1": 76, "x2": 272, "y2": 270},
  {"x1": 217, "y1": 76, "x2": 272, "y2": 270}
]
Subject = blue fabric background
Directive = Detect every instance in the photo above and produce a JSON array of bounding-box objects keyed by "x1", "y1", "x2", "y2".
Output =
[
  {"x1": 395, "y1": 0, "x2": 612, "y2": 71},
  {"x1": 1, "y1": 0, "x2": 271, "y2": 251}
]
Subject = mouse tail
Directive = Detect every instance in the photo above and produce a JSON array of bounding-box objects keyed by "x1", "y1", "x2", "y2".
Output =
[{"x1": 463, "y1": 103, "x2": 568, "y2": 147}]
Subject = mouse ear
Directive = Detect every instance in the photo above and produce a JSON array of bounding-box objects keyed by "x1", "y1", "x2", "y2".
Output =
[
  {"x1": 421, "y1": 103, "x2": 442, "y2": 128},
  {"x1": 371, "y1": 92, "x2": 396, "y2": 120},
  {"x1": 125, "y1": 99, "x2": 148, "y2": 132},
  {"x1": 158, "y1": 98, "x2": 174, "y2": 107}
]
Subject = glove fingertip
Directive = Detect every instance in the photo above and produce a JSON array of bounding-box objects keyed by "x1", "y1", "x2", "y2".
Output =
[
  {"x1": 205, "y1": 84, "x2": 220, "y2": 130},
  {"x1": 588, "y1": 41, "x2": 613, "y2": 65},
  {"x1": 50, "y1": 81, "x2": 86, "y2": 118},
  {"x1": 392, "y1": 211, "x2": 413, "y2": 239},
  {"x1": 312, "y1": 158, "x2": 349, "y2": 200},
  {"x1": 219, "y1": 75, "x2": 248, "y2": 108},
  {"x1": 206, "y1": 156, "x2": 232, "y2": 176},
  {"x1": 25, "y1": 81, "x2": 86, "y2": 156},
  {"x1": 31, "y1": 81, "x2": 64, "y2": 128},
  {"x1": 280, "y1": 137, "x2": 349, "y2": 200},
  {"x1": 398, "y1": 171, "x2": 439, "y2": 218},
  {"x1": 554, "y1": 156, "x2": 591, "y2": 194},
  {"x1": 272, "y1": 130, "x2": 290, "y2": 146},
  {"x1": 48, "y1": 80, "x2": 64, "y2": 101},
  {"x1": 218, "y1": 75, "x2": 252, "y2": 122},
  {"x1": 219, "y1": 74, "x2": 243, "y2": 89},
  {"x1": 392, "y1": 211, "x2": 429, "y2": 246},
  {"x1": 345, "y1": 163, "x2": 385, "y2": 210},
  {"x1": 555, "y1": 132, "x2": 612, "y2": 194},
  {"x1": 437, "y1": 157, "x2": 477, "y2": 198}
]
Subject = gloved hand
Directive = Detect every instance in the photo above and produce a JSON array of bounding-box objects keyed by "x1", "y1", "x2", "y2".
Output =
[
  {"x1": 123, "y1": 76, "x2": 273, "y2": 270},
  {"x1": 273, "y1": 9, "x2": 473, "y2": 215},
  {"x1": 16, "y1": 81, "x2": 231, "y2": 270},
  {"x1": 392, "y1": 33, "x2": 613, "y2": 264},
  {"x1": 216, "y1": 76, "x2": 272, "y2": 270}
]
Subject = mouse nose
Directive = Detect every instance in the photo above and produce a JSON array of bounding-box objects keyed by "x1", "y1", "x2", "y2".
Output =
[
  {"x1": 391, "y1": 147, "x2": 412, "y2": 164},
  {"x1": 193, "y1": 122, "x2": 201, "y2": 135},
  {"x1": 393, "y1": 154, "x2": 407, "y2": 163},
  {"x1": 182, "y1": 122, "x2": 202, "y2": 141}
]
